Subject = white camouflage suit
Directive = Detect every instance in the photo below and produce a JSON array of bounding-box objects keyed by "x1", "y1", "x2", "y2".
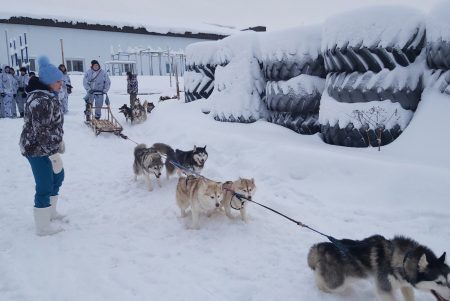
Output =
[
  {"x1": 83, "y1": 67, "x2": 111, "y2": 119},
  {"x1": 59, "y1": 73, "x2": 71, "y2": 114},
  {"x1": 0, "y1": 67, "x2": 19, "y2": 118}
]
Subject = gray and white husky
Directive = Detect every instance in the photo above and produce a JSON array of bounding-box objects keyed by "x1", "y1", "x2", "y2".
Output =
[
  {"x1": 308, "y1": 235, "x2": 450, "y2": 301},
  {"x1": 152, "y1": 143, "x2": 208, "y2": 178},
  {"x1": 133, "y1": 144, "x2": 163, "y2": 191}
]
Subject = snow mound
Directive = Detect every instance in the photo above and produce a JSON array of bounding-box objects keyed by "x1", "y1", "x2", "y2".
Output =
[
  {"x1": 427, "y1": 0, "x2": 450, "y2": 43},
  {"x1": 211, "y1": 57, "x2": 266, "y2": 122},
  {"x1": 260, "y1": 25, "x2": 322, "y2": 64},
  {"x1": 185, "y1": 41, "x2": 221, "y2": 67},
  {"x1": 322, "y1": 5, "x2": 426, "y2": 51}
]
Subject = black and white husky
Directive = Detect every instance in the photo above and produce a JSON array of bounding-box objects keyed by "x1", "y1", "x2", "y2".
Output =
[
  {"x1": 152, "y1": 143, "x2": 208, "y2": 178},
  {"x1": 133, "y1": 144, "x2": 163, "y2": 191},
  {"x1": 308, "y1": 235, "x2": 450, "y2": 301}
]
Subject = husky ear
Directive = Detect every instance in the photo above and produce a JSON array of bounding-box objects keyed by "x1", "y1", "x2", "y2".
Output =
[
  {"x1": 438, "y1": 252, "x2": 446, "y2": 264},
  {"x1": 204, "y1": 145, "x2": 207, "y2": 149},
  {"x1": 418, "y1": 254, "x2": 429, "y2": 272},
  {"x1": 193, "y1": 145, "x2": 197, "y2": 151}
]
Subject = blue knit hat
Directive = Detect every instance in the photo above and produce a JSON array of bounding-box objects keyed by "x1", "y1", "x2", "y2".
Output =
[{"x1": 38, "y1": 56, "x2": 63, "y2": 85}]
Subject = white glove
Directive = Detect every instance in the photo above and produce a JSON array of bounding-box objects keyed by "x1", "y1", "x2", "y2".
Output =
[
  {"x1": 49, "y1": 153, "x2": 63, "y2": 174},
  {"x1": 58, "y1": 141, "x2": 65, "y2": 154}
]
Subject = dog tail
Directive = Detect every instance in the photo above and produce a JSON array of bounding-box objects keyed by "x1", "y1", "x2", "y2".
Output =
[
  {"x1": 134, "y1": 144, "x2": 147, "y2": 156},
  {"x1": 152, "y1": 143, "x2": 176, "y2": 174}
]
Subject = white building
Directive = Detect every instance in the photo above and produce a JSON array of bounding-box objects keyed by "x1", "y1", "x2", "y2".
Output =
[{"x1": 0, "y1": 16, "x2": 264, "y2": 76}]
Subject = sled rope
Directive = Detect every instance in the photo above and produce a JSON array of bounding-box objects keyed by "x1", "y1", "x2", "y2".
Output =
[
  {"x1": 118, "y1": 132, "x2": 349, "y2": 255},
  {"x1": 224, "y1": 188, "x2": 348, "y2": 253},
  {"x1": 118, "y1": 133, "x2": 140, "y2": 145}
]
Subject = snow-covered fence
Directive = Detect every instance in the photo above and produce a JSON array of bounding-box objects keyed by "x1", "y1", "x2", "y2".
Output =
[
  {"x1": 319, "y1": 6, "x2": 426, "y2": 147},
  {"x1": 260, "y1": 25, "x2": 326, "y2": 134},
  {"x1": 184, "y1": 41, "x2": 226, "y2": 103},
  {"x1": 424, "y1": 1, "x2": 450, "y2": 95}
]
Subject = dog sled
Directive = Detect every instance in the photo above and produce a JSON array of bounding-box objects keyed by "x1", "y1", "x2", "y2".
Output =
[{"x1": 84, "y1": 104, "x2": 123, "y2": 136}]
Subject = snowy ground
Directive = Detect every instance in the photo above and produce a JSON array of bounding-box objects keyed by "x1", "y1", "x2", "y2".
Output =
[{"x1": 0, "y1": 75, "x2": 449, "y2": 301}]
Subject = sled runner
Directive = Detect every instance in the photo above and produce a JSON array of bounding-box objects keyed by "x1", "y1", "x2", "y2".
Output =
[{"x1": 84, "y1": 105, "x2": 123, "y2": 136}]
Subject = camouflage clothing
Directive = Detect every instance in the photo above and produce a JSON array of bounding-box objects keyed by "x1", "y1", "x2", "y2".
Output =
[
  {"x1": 19, "y1": 78, "x2": 64, "y2": 157},
  {"x1": 127, "y1": 74, "x2": 138, "y2": 94}
]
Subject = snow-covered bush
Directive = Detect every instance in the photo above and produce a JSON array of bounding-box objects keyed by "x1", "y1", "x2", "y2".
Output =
[{"x1": 319, "y1": 5, "x2": 426, "y2": 147}]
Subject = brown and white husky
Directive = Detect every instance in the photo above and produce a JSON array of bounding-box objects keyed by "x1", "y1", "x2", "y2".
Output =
[
  {"x1": 176, "y1": 176, "x2": 223, "y2": 229},
  {"x1": 221, "y1": 178, "x2": 256, "y2": 222}
]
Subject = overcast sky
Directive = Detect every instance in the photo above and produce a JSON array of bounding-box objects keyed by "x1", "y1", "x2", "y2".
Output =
[{"x1": 2, "y1": 0, "x2": 447, "y2": 31}]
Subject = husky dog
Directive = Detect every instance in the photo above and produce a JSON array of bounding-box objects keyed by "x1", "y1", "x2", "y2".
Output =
[
  {"x1": 175, "y1": 145, "x2": 208, "y2": 174},
  {"x1": 147, "y1": 101, "x2": 155, "y2": 114},
  {"x1": 307, "y1": 235, "x2": 450, "y2": 301},
  {"x1": 176, "y1": 176, "x2": 223, "y2": 229},
  {"x1": 119, "y1": 104, "x2": 133, "y2": 123},
  {"x1": 152, "y1": 143, "x2": 208, "y2": 178},
  {"x1": 133, "y1": 144, "x2": 163, "y2": 191},
  {"x1": 221, "y1": 178, "x2": 256, "y2": 222},
  {"x1": 131, "y1": 98, "x2": 148, "y2": 124}
]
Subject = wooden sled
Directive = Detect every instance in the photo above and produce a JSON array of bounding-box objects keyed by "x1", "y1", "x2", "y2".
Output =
[{"x1": 84, "y1": 105, "x2": 123, "y2": 136}]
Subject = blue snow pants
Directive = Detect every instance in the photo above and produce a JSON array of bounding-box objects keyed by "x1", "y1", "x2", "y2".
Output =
[
  {"x1": 93, "y1": 93, "x2": 104, "y2": 118},
  {"x1": 27, "y1": 156, "x2": 65, "y2": 208}
]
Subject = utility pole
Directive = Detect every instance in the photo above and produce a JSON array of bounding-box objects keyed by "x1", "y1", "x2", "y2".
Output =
[
  {"x1": 5, "y1": 30, "x2": 11, "y2": 66},
  {"x1": 175, "y1": 62, "x2": 180, "y2": 100},
  {"x1": 168, "y1": 47, "x2": 172, "y2": 88},
  {"x1": 60, "y1": 39, "x2": 65, "y2": 65}
]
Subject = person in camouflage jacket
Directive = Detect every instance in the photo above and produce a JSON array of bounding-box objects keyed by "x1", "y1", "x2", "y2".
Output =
[
  {"x1": 19, "y1": 56, "x2": 66, "y2": 236},
  {"x1": 126, "y1": 72, "x2": 138, "y2": 107}
]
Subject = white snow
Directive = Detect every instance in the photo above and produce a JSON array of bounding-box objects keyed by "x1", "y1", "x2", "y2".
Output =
[
  {"x1": 210, "y1": 56, "x2": 267, "y2": 121},
  {"x1": 1, "y1": 75, "x2": 449, "y2": 301},
  {"x1": 427, "y1": 0, "x2": 450, "y2": 42},
  {"x1": 259, "y1": 25, "x2": 323, "y2": 63},
  {"x1": 322, "y1": 5, "x2": 425, "y2": 51},
  {"x1": 185, "y1": 41, "x2": 221, "y2": 67},
  {"x1": 267, "y1": 74, "x2": 325, "y2": 96},
  {"x1": 424, "y1": 69, "x2": 450, "y2": 95},
  {"x1": 318, "y1": 90, "x2": 414, "y2": 130}
]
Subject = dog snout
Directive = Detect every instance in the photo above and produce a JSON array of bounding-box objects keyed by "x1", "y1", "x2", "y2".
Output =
[{"x1": 215, "y1": 202, "x2": 220, "y2": 208}]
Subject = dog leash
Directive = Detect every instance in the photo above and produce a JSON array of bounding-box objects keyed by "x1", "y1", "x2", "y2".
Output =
[
  {"x1": 225, "y1": 188, "x2": 350, "y2": 255},
  {"x1": 118, "y1": 133, "x2": 140, "y2": 145},
  {"x1": 117, "y1": 132, "x2": 349, "y2": 255}
]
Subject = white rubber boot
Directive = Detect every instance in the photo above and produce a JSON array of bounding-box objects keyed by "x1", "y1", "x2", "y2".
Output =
[
  {"x1": 33, "y1": 207, "x2": 63, "y2": 236},
  {"x1": 50, "y1": 196, "x2": 67, "y2": 221}
]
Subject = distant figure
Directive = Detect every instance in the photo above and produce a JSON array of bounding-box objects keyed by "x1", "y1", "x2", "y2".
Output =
[
  {"x1": 83, "y1": 60, "x2": 111, "y2": 119},
  {"x1": 126, "y1": 71, "x2": 139, "y2": 107},
  {"x1": 58, "y1": 64, "x2": 72, "y2": 114},
  {"x1": 9, "y1": 67, "x2": 19, "y2": 117},
  {"x1": 16, "y1": 67, "x2": 30, "y2": 118},
  {"x1": 0, "y1": 65, "x2": 18, "y2": 118},
  {"x1": 20, "y1": 56, "x2": 66, "y2": 236}
]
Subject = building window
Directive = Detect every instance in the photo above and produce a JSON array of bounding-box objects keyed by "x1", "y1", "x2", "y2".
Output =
[
  {"x1": 29, "y1": 58, "x2": 36, "y2": 72},
  {"x1": 166, "y1": 63, "x2": 171, "y2": 74},
  {"x1": 66, "y1": 59, "x2": 84, "y2": 72}
]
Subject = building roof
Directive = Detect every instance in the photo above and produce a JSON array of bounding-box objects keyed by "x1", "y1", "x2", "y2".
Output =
[{"x1": 0, "y1": 16, "x2": 233, "y2": 40}]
